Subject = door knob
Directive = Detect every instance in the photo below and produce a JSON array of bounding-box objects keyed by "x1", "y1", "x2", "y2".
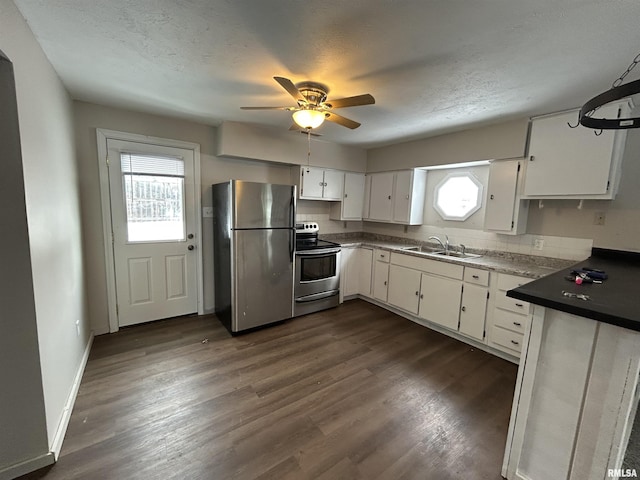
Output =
[{"x1": 188, "y1": 245, "x2": 195, "y2": 251}]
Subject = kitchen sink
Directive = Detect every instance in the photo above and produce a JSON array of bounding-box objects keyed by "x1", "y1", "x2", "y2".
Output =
[
  {"x1": 400, "y1": 245, "x2": 482, "y2": 259},
  {"x1": 429, "y1": 250, "x2": 482, "y2": 259},
  {"x1": 400, "y1": 245, "x2": 442, "y2": 254}
]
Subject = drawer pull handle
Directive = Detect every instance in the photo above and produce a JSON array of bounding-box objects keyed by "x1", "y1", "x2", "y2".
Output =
[
  {"x1": 380, "y1": 254, "x2": 385, "y2": 258},
  {"x1": 513, "y1": 321, "x2": 522, "y2": 327},
  {"x1": 515, "y1": 303, "x2": 524, "y2": 307},
  {"x1": 420, "y1": 294, "x2": 424, "y2": 299},
  {"x1": 511, "y1": 340, "x2": 520, "y2": 345},
  {"x1": 461, "y1": 306, "x2": 466, "y2": 312},
  {"x1": 472, "y1": 275, "x2": 479, "y2": 279},
  {"x1": 415, "y1": 291, "x2": 419, "y2": 296},
  {"x1": 384, "y1": 281, "x2": 387, "y2": 286}
]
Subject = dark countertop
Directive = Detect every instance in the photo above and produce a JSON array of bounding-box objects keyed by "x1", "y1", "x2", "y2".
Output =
[{"x1": 507, "y1": 248, "x2": 640, "y2": 332}]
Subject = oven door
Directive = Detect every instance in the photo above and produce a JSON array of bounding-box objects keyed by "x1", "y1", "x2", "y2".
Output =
[{"x1": 294, "y1": 248, "x2": 341, "y2": 298}]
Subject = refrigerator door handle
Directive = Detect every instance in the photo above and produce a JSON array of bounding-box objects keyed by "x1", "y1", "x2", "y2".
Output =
[{"x1": 289, "y1": 228, "x2": 295, "y2": 262}]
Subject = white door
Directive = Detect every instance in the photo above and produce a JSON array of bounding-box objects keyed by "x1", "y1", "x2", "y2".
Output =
[
  {"x1": 392, "y1": 170, "x2": 412, "y2": 222},
  {"x1": 342, "y1": 173, "x2": 365, "y2": 220},
  {"x1": 300, "y1": 166, "x2": 324, "y2": 199},
  {"x1": 322, "y1": 169, "x2": 344, "y2": 200},
  {"x1": 107, "y1": 139, "x2": 198, "y2": 327}
]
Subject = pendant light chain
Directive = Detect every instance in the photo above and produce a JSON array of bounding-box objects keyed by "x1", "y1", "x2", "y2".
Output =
[{"x1": 612, "y1": 52, "x2": 640, "y2": 88}]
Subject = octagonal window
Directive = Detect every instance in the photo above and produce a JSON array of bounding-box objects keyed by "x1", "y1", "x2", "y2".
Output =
[{"x1": 434, "y1": 172, "x2": 483, "y2": 221}]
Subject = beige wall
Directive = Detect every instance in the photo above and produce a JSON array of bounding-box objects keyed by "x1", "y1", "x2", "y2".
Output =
[
  {"x1": 218, "y1": 121, "x2": 367, "y2": 172},
  {"x1": 367, "y1": 118, "x2": 529, "y2": 172},
  {"x1": 1, "y1": 0, "x2": 88, "y2": 473}
]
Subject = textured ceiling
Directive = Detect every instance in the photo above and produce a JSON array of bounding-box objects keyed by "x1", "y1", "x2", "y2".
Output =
[{"x1": 12, "y1": 0, "x2": 640, "y2": 148}]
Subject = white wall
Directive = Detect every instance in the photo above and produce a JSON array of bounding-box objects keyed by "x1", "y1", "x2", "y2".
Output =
[
  {"x1": 0, "y1": 0, "x2": 88, "y2": 474},
  {"x1": 0, "y1": 50, "x2": 50, "y2": 476}
]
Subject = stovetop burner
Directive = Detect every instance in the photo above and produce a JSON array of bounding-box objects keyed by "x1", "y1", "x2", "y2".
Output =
[{"x1": 295, "y1": 222, "x2": 340, "y2": 251}]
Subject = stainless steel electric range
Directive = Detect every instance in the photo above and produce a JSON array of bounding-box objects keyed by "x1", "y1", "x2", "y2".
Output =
[{"x1": 294, "y1": 223, "x2": 341, "y2": 317}]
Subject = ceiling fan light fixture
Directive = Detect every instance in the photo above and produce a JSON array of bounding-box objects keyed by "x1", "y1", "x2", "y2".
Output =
[{"x1": 292, "y1": 108, "x2": 325, "y2": 129}]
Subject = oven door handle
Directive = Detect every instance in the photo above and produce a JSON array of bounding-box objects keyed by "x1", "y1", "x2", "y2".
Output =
[
  {"x1": 295, "y1": 290, "x2": 340, "y2": 303},
  {"x1": 295, "y1": 248, "x2": 341, "y2": 256}
]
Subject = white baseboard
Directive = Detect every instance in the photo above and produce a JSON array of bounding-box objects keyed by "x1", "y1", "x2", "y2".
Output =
[
  {"x1": 50, "y1": 332, "x2": 94, "y2": 460},
  {"x1": 0, "y1": 452, "x2": 54, "y2": 480}
]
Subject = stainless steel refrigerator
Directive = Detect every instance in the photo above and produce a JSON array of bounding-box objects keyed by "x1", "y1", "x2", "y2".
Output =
[{"x1": 212, "y1": 180, "x2": 296, "y2": 333}]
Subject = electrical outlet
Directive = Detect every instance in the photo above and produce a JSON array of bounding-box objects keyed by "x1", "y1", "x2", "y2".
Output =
[
  {"x1": 533, "y1": 238, "x2": 545, "y2": 251},
  {"x1": 594, "y1": 211, "x2": 606, "y2": 225},
  {"x1": 202, "y1": 207, "x2": 214, "y2": 218}
]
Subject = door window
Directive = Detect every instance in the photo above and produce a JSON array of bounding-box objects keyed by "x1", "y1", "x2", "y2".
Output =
[{"x1": 120, "y1": 153, "x2": 185, "y2": 242}]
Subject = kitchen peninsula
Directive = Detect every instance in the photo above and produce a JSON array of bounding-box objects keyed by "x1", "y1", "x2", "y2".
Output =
[{"x1": 502, "y1": 248, "x2": 640, "y2": 480}]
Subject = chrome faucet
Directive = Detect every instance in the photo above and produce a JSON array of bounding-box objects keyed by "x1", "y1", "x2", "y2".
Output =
[{"x1": 428, "y1": 235, "x2": 449, "y2": 254}]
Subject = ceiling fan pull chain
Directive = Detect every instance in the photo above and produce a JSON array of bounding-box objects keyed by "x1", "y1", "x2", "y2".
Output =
[{"x1": 307, "y1": 130, "x2": 311, "y2": 166}]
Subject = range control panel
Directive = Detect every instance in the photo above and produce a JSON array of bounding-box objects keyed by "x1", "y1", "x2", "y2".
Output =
[{"x1": 295, "y1": 222, "x2": 319, "y2": 233}]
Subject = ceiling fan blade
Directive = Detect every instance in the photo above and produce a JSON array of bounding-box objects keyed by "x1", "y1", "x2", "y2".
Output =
[
  {"x1": 274, "y1": 76, "x2": 306, "y2": 102},
  {"x1": 325, "y1": 112, "x2": 361, "y2": 129},
  {"x1": 325, "y1": 94, "x2": 375, "y2": 109},
  {"x1": 240, "y1": 106, "x2": 291, "y2": 110}
]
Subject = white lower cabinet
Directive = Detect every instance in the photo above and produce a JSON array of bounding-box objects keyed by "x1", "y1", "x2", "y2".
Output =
[
  {"x1": 387, "y1": 264, "x2": 422, "y2": 314},
  {"x1": 417, "y1": 274, "x2": 462, "y2": 331},
  {"x1": 487, "y1": 273, "x2": 532, "y2": 358},
  {"x1": 372, "y1": 249, "x2": 390, "y2": 302},
  {"x1": 459, "y1": 283, "x2": 489, "y2": 341},
  {"x1": 341, "y1": 247, "x2": 373, "y2": 300}
]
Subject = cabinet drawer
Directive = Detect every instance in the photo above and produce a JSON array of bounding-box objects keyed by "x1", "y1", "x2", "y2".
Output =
[
  {"x1": 494, "y1": 292, "x2": 531, "y2": 314},
  {"x1": 374, "y1": 249, "x2": 390, "y2": 263},
  {"x1": 464, "y1": 267, "x2": 489, "y2": 286},
  {"x1": 490, "y1": 326, "x2": 524, "y2": 355},
  {"x1": 497, "y1": 273, "x2": 530, "y2": 292},
  {"x1": 493, "y1": 308, "x2": 529, "y2": 334}
]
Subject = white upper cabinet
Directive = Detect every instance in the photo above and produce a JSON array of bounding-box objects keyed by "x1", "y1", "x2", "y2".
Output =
[
  {"x1": 484, "y1": 159, "x2": 529, "y2": 235},
  {"x1": 367, "y1": 172, "x2": 395, "y2": 221},
  {"x1": 330, "y1": 172, "x2": 366, "y2": 221},
  {"x1": 523, "y1": 101, "x2": 630, "y2": 199},
  {"x1": 297, "y1": 166, "x2": 344, "y2": 200},
  {"x1": 365, "y1": 169, "x2": 427, "y2": 224}
]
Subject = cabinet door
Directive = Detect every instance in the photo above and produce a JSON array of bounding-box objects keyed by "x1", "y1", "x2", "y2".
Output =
[
  {"x1": 342, "y1": 173, "x2": 365, "y2": 220},
  {"x1": 459, "y1": 283, "x2": 488, "y2": 341},
  {"x1": 484, "y1": 160, "x2": 519, "y2": 232},
  {"x1": 373, "y1": 261, "x2": 389, "y2": 302},
  {"x1": 362, "y1": 174, "x2": 372, "y2": 219},
  {"x1": 393, "y1": 170, "x2": 413, "y2": 222},
  {"x1": 368, "y1": 172, "x2": 394, "y2": 221},
  {"x1": 525, "y1": 103, "x2": 620, "y2": 197},
  {"x1": 339, "y1": 247, "x2": 354, "y2": 300},
  {"x1": 387, "y1": 264, "x2": 421, "y2": 314},
  {"x1": 418, "y1": 274, "x2": 462, "y2": 331},
  {"x1": 323, "y1": 169, "x2": 344, "y2": 200},
  {"x1": 357, "y1": 248, "x2": 373, "y2": 296},
  {"x1": 300, "y1": 167, "x2": 325, "y2": 199}
]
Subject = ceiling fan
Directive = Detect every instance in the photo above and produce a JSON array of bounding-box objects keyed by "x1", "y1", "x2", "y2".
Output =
[{"x1": 241, "y1": 76, "x2": 375, "y2": 130}]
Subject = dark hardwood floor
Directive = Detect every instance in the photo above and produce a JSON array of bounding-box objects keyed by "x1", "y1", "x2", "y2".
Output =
[{"x1": 22, "y1": 300, "x2": 517, "y2": 480}]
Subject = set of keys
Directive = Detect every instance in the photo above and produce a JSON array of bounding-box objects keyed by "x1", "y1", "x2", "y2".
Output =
[{"x1": 565, "y1": 267, "x2": 607, "y2": 285}]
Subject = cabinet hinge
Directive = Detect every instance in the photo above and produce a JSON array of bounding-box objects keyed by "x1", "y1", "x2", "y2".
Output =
[
  {"x1": 511, "y1": 221, "x2": 514, "y2": 229},
  {"x1": 106, "y1": 155, "x2": 110, "y2": 167},
  {"x1": 606, "y1": 180, "x2": 610, "y2": 191},
  {"x1": 457, "y1": 320, "x2": 461, "y2": 329},
  {"x1": 483, "y1": 329, "x2": 486, "y2": 339},
  {"x1": 461, "y1": 284, "x2": 464, "y2": 293},
  {"x1": 517, "y1": 162, "x2": 521, "y2": 172},
  {"x1": 116, "y1": 304, "x2": 119, "y2": 315},
  {"x1": 486, "y1": 291, "x2": 490, "y2": 299}
]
